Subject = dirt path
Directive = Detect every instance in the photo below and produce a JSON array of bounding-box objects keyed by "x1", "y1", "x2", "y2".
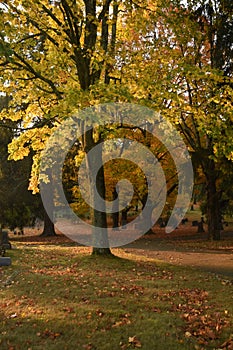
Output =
[{"x1": 123, "y1": 232, "x2": 233, "y2": 279}]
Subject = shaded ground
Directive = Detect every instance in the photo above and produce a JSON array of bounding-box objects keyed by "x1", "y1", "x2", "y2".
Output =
[{"x1": 8, "y1": 224, "x2": 233, "y2": 279}]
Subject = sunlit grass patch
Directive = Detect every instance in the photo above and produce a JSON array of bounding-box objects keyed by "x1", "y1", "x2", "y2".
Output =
[{"x1": 0, "y1": 243, "x2": 232, "y2": 350}]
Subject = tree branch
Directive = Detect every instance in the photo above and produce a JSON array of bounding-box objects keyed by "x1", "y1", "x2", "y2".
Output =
[
  {"x1": 98, "y1": 0, "x2": 113, "y2": 21},
  {"x1": 12, "y1": 51, "x2": 63, "y2": 99}
]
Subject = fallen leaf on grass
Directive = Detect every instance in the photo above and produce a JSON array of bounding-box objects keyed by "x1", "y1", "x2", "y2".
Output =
[
  {"x1": 165, "y1": 288, "x2": 230, "y2": 345},
  {"x1": 128, "y1": 336, "x2": 142, "y2": 348},
  {"x1": 151, "y1": 307, "x2": 161, "y2": 313},
  {"x1": 112, "y1": 318, "x2": 131, "y2": 328},
  {"x1": 82, "y1": 344, "x2": 96, "y2": 350},
  {"x1": 112, "y1": 314, "x2": 131, "y2": 328},
  {"x1": 185, "y1": 331, "x2": 192, "y2": 338},
  {"x1": 63, "y1": 307, "x2": 75, "y2": 313},
  {"x1": 219, "y1": 337, "x2": 233, "y2": 349},
  {"x1": 37, "y1": 329, "x2": 61, "y2": 339},
  {"x1": 95, "y1": 309, "x2": 104, "y2": 317}
]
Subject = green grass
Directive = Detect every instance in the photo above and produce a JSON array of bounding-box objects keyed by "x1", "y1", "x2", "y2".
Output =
[{"x1": 0, "y1": 242, "x2": 233, "y2": 350}]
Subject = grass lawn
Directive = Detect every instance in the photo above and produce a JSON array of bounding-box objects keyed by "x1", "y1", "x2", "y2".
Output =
[{"x1": 0, "y1": 239, "x2": 233, "y2": 350}]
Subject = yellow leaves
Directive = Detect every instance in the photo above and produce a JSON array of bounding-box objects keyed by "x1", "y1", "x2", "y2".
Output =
[
  {"x1": 74, "y1": 150, "x2": 85, "y2": 167},
  {"x1": 4, "y1": 110, "x2": 25, "y2": 122},
  {"x1": 211, "y1": 97, "x2": 220, "y2": 104},
  {"x1": 7, "y1": 127, "x2": 53, "y2": 193},
  {"x1": 8, "y1": 139, "x2": 30, "y2": 161},
  {"x1": 33, "y1": 126, "x2": 52, "y2": 149},
  {"x1": 28, "y1": 153, "x2": 41, "y2": 194},
  {"x1": 227, "y1": 151, "x2": 233, "y2": 161}
]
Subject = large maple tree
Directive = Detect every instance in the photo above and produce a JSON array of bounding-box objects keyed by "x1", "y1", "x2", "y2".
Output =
[
  {"x1": 0, "y1": 0, "x2": 131, "y2": 254},
  {"x1": 1, "y1": 0, "x2": 163, "y2": 253}
]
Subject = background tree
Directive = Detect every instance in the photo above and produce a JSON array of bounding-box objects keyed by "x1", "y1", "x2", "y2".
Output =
[
  {"x1": 63, "y1": 124, "x2": 179, "y2": 232},
  {"x1": 0, "y1": 121, "x2": 42, "y2": 231},
  {"x1": 119, "y1": 0, "x2": 233, "y2": 239}
]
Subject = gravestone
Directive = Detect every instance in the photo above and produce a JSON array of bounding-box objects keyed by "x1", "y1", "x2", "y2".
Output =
[
  {"x1": 1, "y1": 229, "x2": 12, "y2": 250},
  {"x1": 0, "y1": 228, "x2": 12, "y2": 266},
  {"x1": 0, "y1": 257, "x2": 11, "y2": 266}
]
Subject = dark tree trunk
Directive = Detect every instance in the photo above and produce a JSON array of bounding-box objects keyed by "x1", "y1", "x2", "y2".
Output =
[
  {"x1": 92, "y1": 247, "x2": 112, "y2": 255},
  {"x1": 41, "y1": 208, "x2": 56, "y2": 237},
  {"x1": 112, "y1": 187, "x2": 119, "y2": 229},
  {"x1": 85, "y1": 134, "x2": 112, "y2": 255},
  {"x1": 206, "y1": 175, "x2": 221, "y2": 240},
  {"x1": 197, "y1": 221, "x2": 205, "y2": 233},
  {"x1": 204, "y1": 158, "x2": 221, "y2": 240},
  {"x1": 121, "y1": 209, "x2": 127, "y2": 228},
  {"x1": 142, "y1": 205, "x2": 154, "y2": 234},
  {"x1": 40, "y1": 169, "x2": 56, "y2": 237},
  {"x1": 140, "y1": 192, "x2": 153, "y2": 234},
  {"x1": 74, "y1": 1, "x2": 118, "y2": 255}
]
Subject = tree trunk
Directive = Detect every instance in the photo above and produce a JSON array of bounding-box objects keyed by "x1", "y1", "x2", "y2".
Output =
[
  {"x1": 112, "y1": 187, "x2": 119, "y2": 229},
  {"x1": 40, "y1": 169, "x2": 56, "y2": 237},
  {"x1": 85, "y1": 135, "x2": 112, "y2": 255},
  {"x1": 92, "y1": 247, "x2": 112, "y2": 255},
  {"x1": 140, "y1": 192, "x2": 153, "y2": 234},
  {"x1": 197, "y1": 221, "x2": 205, "y2": 233},
  {"x1": 75, "y1": 0, "x2": 117, "y2": 255},
  {"x1": 142, "y1": 205, "x2": 154, "y2": 234},
  {"x1": 41, "y1": 208, "x2": 56, "y2": 237},
  {"x1": 121, "y1": 209, "x2": 127, "y2": 228},
  {"x1": 205, "y1": 159, "x2": 221, "y2": 240}
]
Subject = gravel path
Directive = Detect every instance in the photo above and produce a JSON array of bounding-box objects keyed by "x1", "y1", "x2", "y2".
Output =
[{"x1": 123, "y1": 234, "x2": 233, "y2": 279}]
